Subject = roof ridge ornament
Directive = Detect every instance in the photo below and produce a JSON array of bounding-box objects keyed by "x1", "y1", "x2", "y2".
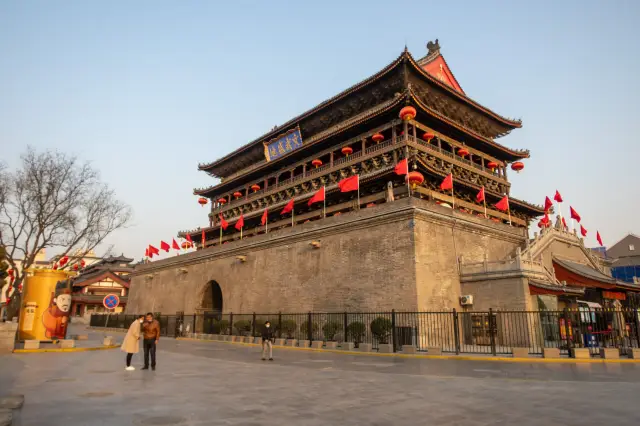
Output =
[{"x1": 426, "y1": 39, "x2": 440, "y2": 58}]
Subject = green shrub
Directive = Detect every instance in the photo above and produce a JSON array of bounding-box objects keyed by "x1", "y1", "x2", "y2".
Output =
[
  {"x1": 370, "y1": 317, "x2": 392, "y2": 344},
  {"x1": 215, "y1": 319, "x2": 230, "y2": 335},
  {"x1": 280, "y1": 319, "x2": 297, "y2": 339},
  {"x1": 300, "y1": 320, "x2": 319, "y2": 335},
  {"x1": 322, "y1": 321, "x2": 342, "y2": 341},
  {"x1": 234, "y1": 319, "x2": 252, "y2": 335},
  {"x1": 347, "y1": 321, "x2": 366, "y2": 343}
]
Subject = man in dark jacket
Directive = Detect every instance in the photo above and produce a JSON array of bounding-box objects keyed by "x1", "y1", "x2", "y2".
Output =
[
  {"x1": 261, "y1": 321, "x2": 274, "y2": 361},
  {"x1": 142, "y1": 312, "x2": 160, "y2": 371}
]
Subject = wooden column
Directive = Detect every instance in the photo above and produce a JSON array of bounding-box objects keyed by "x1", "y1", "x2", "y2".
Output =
[
  {"x1": 437, "y1": 137, "x2": 441, "y2": 150},
  {"x1": 302, "y1": 164, "x2": 307, "y2": 177},
  {"x1": 412, "y1": 122, "x2": 417, "y2": 140},
  {"x1": 361, "y1": 138, "x2": 366, "y2": 152},
  {"x1": 503, "y1": 164, "x2": 508, "y2": 180},
  {"x1": 264, "y1": 178, "x2": 268, "y2": 190},
  {"x1": 330, "y1": 152, "x2": 334, "y2": 167},
  {"x1": 392, "y1": 125, "x2": 397, "y2": 144}
]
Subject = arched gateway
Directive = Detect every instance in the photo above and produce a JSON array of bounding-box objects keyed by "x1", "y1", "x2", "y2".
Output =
[{"x1": 201, "y1": 280, "x2": 223, "y2": 314}]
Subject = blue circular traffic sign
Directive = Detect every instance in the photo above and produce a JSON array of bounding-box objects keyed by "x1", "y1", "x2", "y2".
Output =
[{"x1": 103, "y1": 294, "x2": 120, "y2": 309}]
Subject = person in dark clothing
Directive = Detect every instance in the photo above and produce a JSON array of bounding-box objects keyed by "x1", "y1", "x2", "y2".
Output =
[
  {"x1": 261, "y1": 321, "x2": 274, "y2": 361},
  {"x1": 142, "y1": 312, "x2": 160, "y2": 371}
]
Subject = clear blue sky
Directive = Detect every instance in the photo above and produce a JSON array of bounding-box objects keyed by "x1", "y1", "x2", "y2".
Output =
[{"x1": 1, "y1": 0, "x2": 639, "y2": 260}]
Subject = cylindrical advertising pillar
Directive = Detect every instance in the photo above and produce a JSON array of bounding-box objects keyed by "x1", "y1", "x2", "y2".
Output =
[{"x1": 18, "y1": 269, "x2": 72, "y2": 341}]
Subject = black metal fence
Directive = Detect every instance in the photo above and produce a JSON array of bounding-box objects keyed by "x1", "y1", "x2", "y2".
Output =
[{"x1": 90, "y1": 308, "x2": 640, "y2": 356}]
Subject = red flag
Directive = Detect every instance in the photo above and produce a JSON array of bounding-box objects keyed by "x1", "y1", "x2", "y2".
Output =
[
  {"x1": 597, "y1": 231, "x2": 603, "y2": 246},
  {"x1": 544, "y1": 196, "x2": 553, "y2": 212},
  {"x1": 261, "y1": 208, "x2": 268, "y2": 226},
  {"x1": 281, "y1": 199, "x2": 295, "y2": 215},
  {"x1": 476, "y1": 187, "x2": 485, "y2": 203},
  {"x1": 570, "y1": 206, "x2": 581, "y2": 222},
  {"x1": 160, "y1": 240, "x2": 170, "y2": 252},
  {"x1": 145, "y1": 248, "x2": 149, "y2": 257},
  {"x1": 561, "y1": 217, "x2": 568, "y2": 229},
  {"x1": 186, "y1": 233, "x2": 193, "y2": 244},
  {"x1": 554, "y1": 190, "x2": 563, "y2": 203},
  {"x1": 580, "y1": 225, "x2": 587, "y2": 237},
  {"x1": 394, "y1": 159, "x2": 408, "y2": 175},
  {"x1": 149, "y1": 245, "x2": 159, "y2": 258},
  {"x1": 219, "y1": 214, "x2": 229, "y2": 230},
  {"x1": 172, "y1": 238, "x2": 180, "y2": 251},
  {"x1": 308, "y1": 187, "x2": 325, "y2": 206},
  {"x1": 338, "y1": 175, "x2": 359, "y2": 192},
  {"x1": 541, "y1": 213, "x2": 550, "y2": 226},
  {"x1": 201, "y1": 230, "x2": 206, "y2": 246},
  {"x1": 235, "y1": 215, "x2": 244, "y2": 231},
  {"x1": 440, "y1": 174, "x2": 453, "y2": 191},
  {"x1": 495, "y1": 196, "x2": 509, "y2": 212}
]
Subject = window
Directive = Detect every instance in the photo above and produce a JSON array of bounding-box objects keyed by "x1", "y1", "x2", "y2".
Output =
[{"x1": 630, "y1": 244, "x2": 635, "y2": 251}]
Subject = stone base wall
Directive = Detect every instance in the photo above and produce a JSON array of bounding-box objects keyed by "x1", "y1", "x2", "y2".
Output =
[
  {"x1": 126, "y1": 198, "x2": 526, "y2": 315},
  {"x1": 0, "y1": 321, "x2": 18, "y2": 353}
]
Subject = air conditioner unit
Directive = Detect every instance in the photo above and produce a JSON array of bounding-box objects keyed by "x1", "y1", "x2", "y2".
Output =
[{"x1": 460, "y1": 295, "x2": 474, "y2": 306}]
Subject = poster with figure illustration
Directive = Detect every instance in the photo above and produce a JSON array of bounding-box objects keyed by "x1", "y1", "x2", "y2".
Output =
[{"x1": 42, "y1": 289, "x2": 72, "y2": 340}]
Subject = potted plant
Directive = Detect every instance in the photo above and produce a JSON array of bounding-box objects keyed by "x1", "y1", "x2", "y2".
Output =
[
  {"x1": 234, "y1": 319, "x2": 252, "y2": 337},
  {"x1": 279, "y1": 319, "x2": 297, "y2": 346},
  {"x1": 370, "y1": 317, "x2": 393, "y2": 353},
  {"x1": 322, "y1": 321, "x2": 341, "y2": 349},
  {"x1": 216, "y1": 319, "x2": 230, "y2": 340},
  {"x1": 347, "y1": 321, "x2": 366, "y2": 349},
  {"x1": 300, "y1": 320, "x2": 319, "y2": 348}
]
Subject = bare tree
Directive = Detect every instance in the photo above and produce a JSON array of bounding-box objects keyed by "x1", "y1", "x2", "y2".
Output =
[{"x1": 0, "y1": 148, "x2": 132, "y2": 318}]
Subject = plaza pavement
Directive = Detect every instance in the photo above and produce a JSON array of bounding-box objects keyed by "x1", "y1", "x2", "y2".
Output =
[{"x1": 2, "y1": 334, "x2": 640, "y2": 426}]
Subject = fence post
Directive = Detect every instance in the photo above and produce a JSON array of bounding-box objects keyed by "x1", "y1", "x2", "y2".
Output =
[
  {"x1": 192, "y1": 313, "x2": 196, "y2": 337},
  {"x1": 391, "y1": 310, "x2": 397, "y2": 353},
  {"x1": 308, "y1": 312, "x2": 313, "y2": 342},
  {"x1": 229, "y1": 312, "x2": 234, "y2": 335},
  {"x1": 252, "y1": 312, "x2": 256, "y2": 338},
  {"x1": 489, "y1": 308, "x2": 497, "y2": 356},
  {"x1": 635, "y1": 309, "x2": 640, "y2": 349},
  {"x1": 343, "y1": 312, "x2": 348, "y2": 343},
  {"x1": 453, "y1": 308, "x2": 460, "y2": 355},
  {"x1": 563, "y1": 308, "x2": 573, "y2": 355},
  {"x1": 278, "y1": 312, "x2": 282, "y2": 339}
]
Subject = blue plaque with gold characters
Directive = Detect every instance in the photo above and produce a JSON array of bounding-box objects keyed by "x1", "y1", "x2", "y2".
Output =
[{"x1": 264, "y1": 127, "x2": 303, "y2": 162}]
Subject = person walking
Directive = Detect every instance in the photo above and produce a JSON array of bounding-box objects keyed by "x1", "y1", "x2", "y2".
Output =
[
  {"x1": 261, "y1": 320, "x2": 274, "y2": 361},
  {"x1": 121, "y1": 314, "x2": 144, "y2": 371},
  {"x1": 142, "y1": 312, "x2": 160, "y2": 371}
]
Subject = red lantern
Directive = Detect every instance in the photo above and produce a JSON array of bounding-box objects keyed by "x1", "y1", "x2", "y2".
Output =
[
  {"x1": 53, "y1": 264, "x2": 58, "y2": 270},
  {"x1": 341, "y1": 147, "x2": 353, "y2": 156},
  {"x1": 73, "y1": 264, "x2": 79, "y2": 271},
  {"x1": 181, "y1": 241, "x2": 193, "y2": 249},
  {"x1": 399, "y1": 106, "x2": 417, "y2": 121},
  {"x1": 233, "y1": 191, "x2": 243, "y2": 199},
  {"x1": 311, "y1": 159, "x2": 323, "y2": 168},
  {"x1": 7, "y1": 269, "x2": 13, "y2": 276},
  {"x1": 80, "y1": 259, "x2": 85, "y2": 267},
  {"x1": 60, "y1": 256, "x2": 69, "y2": 265},
  {"x1": 250, "y1": 184, "x2": 261, "y2": 193},
  {"x1": 372, "y1": 133, "x2": 384, "y2": 143},
  {"x1": 217, "y1": 198, "x2": 227, "y2": 205},
  {"x1": 198, "y1": 197, "x2": 208, "y2": 207},
  {"x1": 422, "y1": 132, "x2": 435, "y2": 142},
  {"x1": 486, "y1": 161, "x2": 498, "y2": 171},
  {"x1": 407, "y1": 171, "x2": 424, "y2": 189},
  {"x1": 457, "y1": 147, "x2": 469, "y2": 157},
  {"x1": 511, "y1": 162, "x2": 524, "y2": 173}
]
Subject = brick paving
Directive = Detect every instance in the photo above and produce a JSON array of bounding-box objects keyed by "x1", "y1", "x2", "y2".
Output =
[{"x1": 2, "y1": 335, "x2": 640, "y2": 425}]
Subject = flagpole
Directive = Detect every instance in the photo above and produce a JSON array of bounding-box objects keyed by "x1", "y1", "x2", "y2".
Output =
[
  {"x1": 219, "y1": 226, "x2": 222, "y2": 246},
  {"x1": 240, "y1": 227, "x2": 243, "y2": 240},
  {"x1": 507, "y1": 197, "x2": 512, "y2": 225},
  {"x1": 323, "y1": 185, "x2": 326, "y2": 217},
  {"x1": 357, "y1": 176, "x2": 360, "y2": 209},
  {"x1": 451, "y1": 178, "x2": 455, "y2": 211},
  {"x1": 292, "y1": 208, "x2": 294, "y2": 227},
  {"x1": 266, "y1": 217, "x2": 268, "y2": 234},
  {"x1": 482, "y1": 187, "x2": 487, "y2": 218}
]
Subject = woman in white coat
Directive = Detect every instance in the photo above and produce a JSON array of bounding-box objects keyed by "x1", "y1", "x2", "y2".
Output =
[{"x1": 121, "y1": 315, "x2": 144, "y2": 371}]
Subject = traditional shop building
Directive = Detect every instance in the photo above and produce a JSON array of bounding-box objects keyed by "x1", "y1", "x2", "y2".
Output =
[{"x1": 57, "y1": 255, "x2": 133, "y2": 318}]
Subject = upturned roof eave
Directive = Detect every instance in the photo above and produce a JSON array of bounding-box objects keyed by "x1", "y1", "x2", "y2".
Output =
[{"x1": 198, "y1": 48, "x2": 523, "y2": 175}]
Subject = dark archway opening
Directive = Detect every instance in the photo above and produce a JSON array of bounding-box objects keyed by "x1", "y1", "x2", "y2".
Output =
[{"x1": 202, "y1": 280, "x2": 223, "y2": 315}]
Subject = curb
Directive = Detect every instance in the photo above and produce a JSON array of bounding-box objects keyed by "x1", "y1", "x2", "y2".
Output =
[
  {"x1": 176, "y1": 337, "x2": 640, "y2": 364},
  {"x1": 13, "y1": 345, "x2": 120, "y2": 354}
]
